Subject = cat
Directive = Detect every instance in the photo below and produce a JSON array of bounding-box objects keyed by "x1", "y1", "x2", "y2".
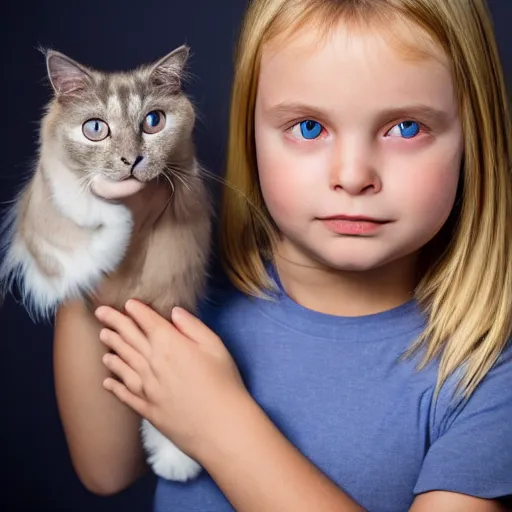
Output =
[{"x1": 0, "y1": 46, "x2": 211, "y2": 482}]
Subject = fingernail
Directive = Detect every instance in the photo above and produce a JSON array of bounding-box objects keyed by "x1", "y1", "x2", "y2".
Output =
[{"x1": 171, "y1": 306, "x2": 182, "y2": 320}]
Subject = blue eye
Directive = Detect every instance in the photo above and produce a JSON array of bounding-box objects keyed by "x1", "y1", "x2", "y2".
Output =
[
  {"x1": 143, "y1": 110, "x2": 166, "y2": 134},
  {"x1": 288, "y1": 120, "x2": 324, "y2": 140},
  {"x1": 299, "y1": 120, "x2": 323, "y2": 139},
  {"x1": 147, "y1": 112, "x2": 159, "y2": 126},
  {"x1": 388, "y1": 121, "x2": 420, "y2": 139}
]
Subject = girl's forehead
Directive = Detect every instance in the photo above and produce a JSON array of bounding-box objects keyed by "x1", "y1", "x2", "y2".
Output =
[
  {"x1": 262, "y1": 14, "x2": 448, "y2": 69},
  {"x1": 256, "y1": 16, "x2": 457, "y2": 119}
]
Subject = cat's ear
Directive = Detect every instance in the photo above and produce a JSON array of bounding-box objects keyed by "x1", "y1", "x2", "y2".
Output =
[
  {"x1": 148, "y1": 45, "x2": 190, "y2": 92},
  {"x1": 45, "y1": 50, "x2": 93, "y2": 97}
]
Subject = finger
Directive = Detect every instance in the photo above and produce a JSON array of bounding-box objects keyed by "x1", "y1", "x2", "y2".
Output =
[
  {"x1": 171, "y1": 306, "x2": 219, "y2": 345},
  {"x1": 95, "y1": 306, "x2": 152, "y2": 358},
  {"x1": 99, "y1": 328, "x2": 152, "y2": 376},
  {"x1": 102, "y1": 353, "x2": 145, "y2": 397},
  {"x1": 103, "y1": 378, "x2": 150, "y2": 418},
  {"x1": 124, "y1": 299, "x2": 174, "y2": 338}
]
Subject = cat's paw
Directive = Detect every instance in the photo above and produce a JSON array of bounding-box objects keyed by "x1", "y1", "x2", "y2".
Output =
[
  {"x1": 148, "y1": 444, "x2": 202, "y2": 482},
  {"x1": 141, "y1": 419, "x2": 202, "y2": 482}
]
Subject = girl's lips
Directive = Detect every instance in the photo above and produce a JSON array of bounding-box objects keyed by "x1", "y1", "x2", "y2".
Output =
[
  {"x1": 319, "y1": 216, "x2": 391, "y2": 235},
  {"x1": 320, "y1": 214, "x2": 388, "y2": 223}
]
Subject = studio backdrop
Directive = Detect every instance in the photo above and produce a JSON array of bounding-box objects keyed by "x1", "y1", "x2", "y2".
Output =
[{"x1": 1, "y1": 1, "x2": 511, "y2": 511}]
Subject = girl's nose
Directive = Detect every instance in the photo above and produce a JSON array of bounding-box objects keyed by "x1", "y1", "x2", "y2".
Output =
[{"x1": 329, "y1": 142, "x2": 381, "y2": 195}]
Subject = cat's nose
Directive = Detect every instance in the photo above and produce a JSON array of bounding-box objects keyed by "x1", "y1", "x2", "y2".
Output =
[{"x1": 120, "y1": 156, "x2": 143, "y2": 168}]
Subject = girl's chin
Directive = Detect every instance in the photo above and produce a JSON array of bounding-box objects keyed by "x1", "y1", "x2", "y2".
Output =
[{"x1": 91, "y1": 175, "x2": 147, "y2": 200}]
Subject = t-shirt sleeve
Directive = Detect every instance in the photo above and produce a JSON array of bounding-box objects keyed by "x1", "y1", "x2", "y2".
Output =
[{"x1": 413, "y1": 345, "x2": 512, "y2": 499}]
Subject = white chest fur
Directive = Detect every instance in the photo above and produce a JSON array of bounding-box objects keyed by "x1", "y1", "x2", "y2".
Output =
[
  {"x1": 1, "y1": 153, "x2": 134, "y2": 320},
  {"x1": 45, "y1": 157, "x2": 134, "y2": 281}
]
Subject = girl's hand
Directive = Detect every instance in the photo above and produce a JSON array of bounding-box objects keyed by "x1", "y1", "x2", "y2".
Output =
[{"x1": 94, "y1": 299, "x2": 248, "y2": 460}]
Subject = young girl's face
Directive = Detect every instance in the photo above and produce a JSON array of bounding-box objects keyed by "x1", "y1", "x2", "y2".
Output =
[{"x1": 254, "y1": 19, "x2": 464, "y2": 274}]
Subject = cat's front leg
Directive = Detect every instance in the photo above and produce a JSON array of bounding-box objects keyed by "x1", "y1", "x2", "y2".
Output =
[
  {"x1": 140, "y1": 418, "x2": 202, "y2": 481},
  {"x1": 0, "y1": 178, "x2": 77, "y2": 318}
]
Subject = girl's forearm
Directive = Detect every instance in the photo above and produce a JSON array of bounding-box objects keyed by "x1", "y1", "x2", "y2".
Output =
[{"x1": 54, "y1": 300, "x2": 148, "y2": 495}]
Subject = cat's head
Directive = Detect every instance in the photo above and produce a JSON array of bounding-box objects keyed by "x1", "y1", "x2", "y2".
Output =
[{"x1": 41, "y1": 46, "x2": 196, "y2": 199}]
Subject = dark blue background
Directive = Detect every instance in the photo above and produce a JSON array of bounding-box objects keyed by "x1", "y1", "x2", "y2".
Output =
[{"x1": 1, "y1": 1, "x2": 510, "y2": 511}]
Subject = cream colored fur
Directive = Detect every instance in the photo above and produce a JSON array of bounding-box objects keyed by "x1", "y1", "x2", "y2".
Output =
[{"x1": 0, "y1": 46, "x2": 211, "y2": 482}]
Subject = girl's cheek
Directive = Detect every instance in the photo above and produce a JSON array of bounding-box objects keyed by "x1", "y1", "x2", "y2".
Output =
[
  {"x1": 256, "y1": 131, "x2": 306, "y2": 218},
  {"x1": 394, "y1": 154, "x2": 461, "y2": 231},
  {"x1": 259, "y1": 162, "x2": 300, "y2": 220}
]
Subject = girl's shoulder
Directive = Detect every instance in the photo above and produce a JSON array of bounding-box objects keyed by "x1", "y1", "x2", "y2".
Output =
[
  {"x1": 415, "y1": 340, "x2": 512, "y2": 499},
  {"x1": 196, "y1": 257, "x2": 245, "y2": 316}
]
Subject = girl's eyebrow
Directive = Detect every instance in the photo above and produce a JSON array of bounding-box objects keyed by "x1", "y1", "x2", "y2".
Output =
[
  {"x1": 266, "y1": 101, "x2": 451, "y2": 127},
  {"x1": 377, "y1": 105, "x2": 451, "y2": 127},
  {"x1": 265, "y1": 102, "x2": 328, "y2": 122}
]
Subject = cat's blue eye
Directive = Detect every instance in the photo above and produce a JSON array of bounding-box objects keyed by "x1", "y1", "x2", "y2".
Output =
[
  {"x1": 146, "y1": 112, "x2": 160, "y2": 127},
  {"x1": 143, "y1": 110, "x2": 166, "y2": 134},
  {"x1": 289, "y1": 120, "x2": 324, "y2": 140},
  {"x1": 82, "y1": 119, "x2": 109, "y2": 141},
  {"x1": 387, "y1": 121, "x2": 420, "y2": 139}
]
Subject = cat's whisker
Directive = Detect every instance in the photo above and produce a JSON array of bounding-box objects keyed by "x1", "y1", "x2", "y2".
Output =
[
  {"x1": 165, "y1": 163, "x2": 272, "y2": 230},
  {"x1": 160, "y1": 172, "x2": 176, "y2": 211},
  {"x1": 76, "y1": 174, "x2": 93, "y2": 198},
  {"x1": 75, "y1": 176, "x2": 88, "y2": 197},
  {"x1": 169, "y1": 164, "x2": 247, "y2": 203},
  {"x1": 161, "y1": 172, "x2": 175, "y2": 195},
  {"x1": 164, "y1": 166, "x2": 192, "y2": 194},
  {"x1": 0, "y1": 198, "x2": 21, "y2": 206},
  {"x1": 173, "y1": 172, "x2": 193, "y2": 194},
  {"x1": 181, "y1": 165, "x2": 263, "y2": 218}
]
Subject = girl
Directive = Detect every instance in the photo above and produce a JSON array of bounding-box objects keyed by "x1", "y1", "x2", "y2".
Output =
[{"x1": 54, "y1": 0, "x2": 512, "y2": 511}]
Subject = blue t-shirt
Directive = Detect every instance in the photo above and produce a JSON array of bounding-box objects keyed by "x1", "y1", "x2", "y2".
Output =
[{"x1": 154, "y1": 269, "x2": 512, "y2": 512}]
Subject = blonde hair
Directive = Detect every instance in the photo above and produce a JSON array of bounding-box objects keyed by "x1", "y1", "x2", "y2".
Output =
[{"x1": 220, "y1": 0, "x2": 512, "y2": 400}]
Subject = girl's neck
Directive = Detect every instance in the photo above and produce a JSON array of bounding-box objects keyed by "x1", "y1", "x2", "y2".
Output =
[{"x1": 274, "y1": 245, "x2": 418, "y2": 317}]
